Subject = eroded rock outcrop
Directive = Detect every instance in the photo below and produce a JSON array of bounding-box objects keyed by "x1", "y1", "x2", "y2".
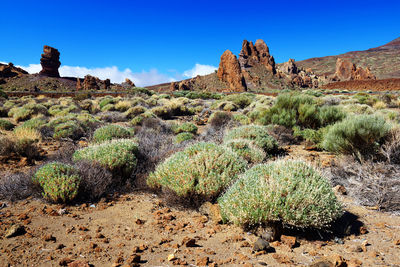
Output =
[
  {"x1": 0, "y1": 63, "x2": 28, "y2": 78},
  {"x1": 332, "y1": 58, "x2": 376, "y2": 81},
  {"x1": 82, "y1": 75, "x2": 111, "y2": 90},
  {"x1": 278, "y1": 59, "x2": 298, "y2": 75},
  {"x1": 239, "y1": 39, "x2": 276, "y2": 73},
  {"x1": 39, "y1": 45, "x2": 61, "y2": 77},
  {"x1": 217, "y1": 50, "x2": 247, "y2": 91}
]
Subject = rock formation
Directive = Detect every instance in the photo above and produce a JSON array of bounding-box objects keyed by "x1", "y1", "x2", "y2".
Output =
[
  {"x1": 217, "y1": 50, "x2": 247, "y2": 91},
  {"x1": 39, "y1": 45, "x2": 61, "y2": 77},
  {"x1": 76, "y1": 78, "x2": 82, "y2": 90},
  {"x1": 124, "y1": 78, "x2": 136, "y2": 87},
  {"x1": 0, "y1": 63, "x2": 28, "y2": 78},
  {"x1": 332, "y1": 58, "x2": 376, "y2": 81},
  {"x1": 82, "y1": 75, "x2": 111, "y2": 90},
  {"x1": 279, "y1": 59, "x2": 298, "y2": 75},
  {"x1": 239, "y1": 39, "x2": 276, "y2": 74}
]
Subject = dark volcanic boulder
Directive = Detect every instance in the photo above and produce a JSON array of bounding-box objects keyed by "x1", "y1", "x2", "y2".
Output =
[{"x1": 39, "y1": 45, "x2": 61, "y2": 77}]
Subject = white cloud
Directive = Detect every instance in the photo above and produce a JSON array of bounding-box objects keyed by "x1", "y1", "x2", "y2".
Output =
[
  {"x1": 183, "y1": 63, "x2": 218, "y2": 78},
  {"x1": 9, "y1": 62, "x2": 217, "y2": 87},
  {"x1": 15, "y1": 64, "x2": 176, "y2": 87}
]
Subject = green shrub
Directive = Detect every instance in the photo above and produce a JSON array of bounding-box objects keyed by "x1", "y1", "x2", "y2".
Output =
[
  {"x1": 218, "y1": 159, "x2": 342, "y2": 228},
  {"x1": 211, "y1": 101, "x2": 238, "y2": 111},
  {"x1": 0, "y1": 119, "x2": 14, "y2": 130},
  {"x1": 101, "y1": 103, "x2": 115, "y2": 112},
  {"x1": 99, "y1": 97, "x2": 116, "y2": 109},
  {"x1": 12, "y1": 103, "x2": 48, "y2": 122},
  {"x1": 224, "y1": 125, "x2": 278, "y2": 154},
  {"x1": 92, "y1": 125, "x2": 134, "y2": 143},
  {"x1": 171, "y1": 122, "x2": 198, "y2": 134},
  {"x1": 224, "y1": 139, "x2": 266, "y2": 164},
  {"x1": 48, "y1": 104, "x2": 79, "y2": 116},
  {"x1": 73, "y1": 91, "x2": 92, "y2": 101},
  {"x1": 0, "y1": 89, "x2": 8, "y2": 99},
  {"x1": 53, "y1": 122, "x2": 84, "y2": 140},
  {"x1": 175, "y1": 132, "x2": 194, "y2": 143},
  {"x1": 318, "y1": 105, "x2": 346, "y2": 127},
  {"x1": 223, "y1": 93, "x2": 255, "y2": 109},
  {"x1": 147, "y1": 142, "x2": 247, "y2": 200},
  {"x1": 322, "y1": 114, "x2": 391, "y2": 157},
  {"x1": 125, "y1": 106, "x2": 147, "y2": 119},
  {"x1": 20, "y1": 117, "x2": 47, "y2": 130},
  {"x1": 173, "y1": 91, "x2": 222, "y2": 100},
  {"x1": 33, "y1": 162, "x2": 81, "y2": 203},
  {"x1": 73, "y1": 139, "x2": 138, "y2": 175},
  {"x1": 233, "y1": 114, "x2": 251, "y2": 125}
]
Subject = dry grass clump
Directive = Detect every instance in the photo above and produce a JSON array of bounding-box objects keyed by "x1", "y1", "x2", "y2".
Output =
[{"x1": 330, "y1": 157, "x2": 400, "y2": 212}]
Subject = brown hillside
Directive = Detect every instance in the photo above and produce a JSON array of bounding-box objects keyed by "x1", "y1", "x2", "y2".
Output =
[
  {"x1": 322, "y1": 78, "x2": 400, "y2": 91},
  {"x1": 296, "y1": 37, "x2": 400, "y2": 79}
]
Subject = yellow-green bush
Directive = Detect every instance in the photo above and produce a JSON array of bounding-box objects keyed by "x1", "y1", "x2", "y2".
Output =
[
  {"x1": 33, "y1": 162, "x2": 81, "y2": 203},
  {"x1": 224, "y1": 125, "x2": 278, "y2": 154},
  {"x1": 147, "y1": 142, "x2": 247, "y2": 200},
  {"x1": 92, "y1": 125, "x2": 134, "y2": 143},
  {"x1": 218, "y1": 160, "x2": 342, "y2": 228}
]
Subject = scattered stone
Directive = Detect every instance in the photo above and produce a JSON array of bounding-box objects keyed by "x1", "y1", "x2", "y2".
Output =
[
  {"x1": 333, "y1": 185, "x2": 347, "y2": 195},
  {"x1": 181, "y1": 236, "x2": 197, "y2": 247},
  {"x1": 352, "y1": 245, "x2": 363, "y2": 252},
  {"x1": 395, "y1": 239, "x2": 400, "y2": 245},
  {"x1": 5, "y1": 224, "x2": 25, "y2": 238},
  {"x1": 196, "y1": 256, "x2": 209, "y2": 266},
  {"x1": 59, "y1": 257, "x2": 74, "y2": 266},
  {"x1": 310, "y1": 254, "x2": 347, "y2": 267},
  {"x1": 167, "y1": 254, "x2": 176, "y2": 261},
  {"x1": 126, "y1": 254, "x2": 141, "y2": 265},
  {"x1": 253, "y1": 238, "x2": 273, "y2": 252},
  {"x1": 272, "y1": 254, "x2": 293, "y2": 264},
  {"x1": 280, "y1": 235, "x2": 297, "y2": 248},
  {"x1": 347, "y1": 258, "x2": 362, "y2": 267},
  {"x1": 67, "y1": 260, "x2": 90, "y2": 267},
  {"x1": 43, "y1": 234, "x2": 56, "y2": 242},
  {"x1": 359, "y1": 226, "x2": 368, "y2": 235}
]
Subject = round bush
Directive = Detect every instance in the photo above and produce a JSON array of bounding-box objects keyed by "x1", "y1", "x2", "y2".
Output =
[
  {"x1": 0, "y1": 119, "x2": 14, "y2": 130},
  {"x1": 33, "y1": 162, "x2": 81, "y2": 203},
  {"x1": 147, "y1": 142, "x2": 247, "y2": 200},
  {"x1": 73, "y1": 139, "x2": 138, "y2": 175},
  {"x1": 175, "y1": 132, "x2": 194, "y2": 143},
  {"x1": 322, "y1": 114, "x2": 390, "y2": 156},
  {"x1": 218, "y1": 160, "x2": 342, "y2": 228},
  {"x1": 171, "y1": 122, "x2": 198, "y2": 134},
  {"x1": 224, "y1": 139, "x2": 266, "y2": 164},
  {"x1": 92, "y1": 125, "x2": 134, "y2": 143},
  {"x1": 53, "y1": 122, "x2": 84, "y2": 140},
  {"x1": 224, "y1": 125, "x2": 278, "y2": 154}
]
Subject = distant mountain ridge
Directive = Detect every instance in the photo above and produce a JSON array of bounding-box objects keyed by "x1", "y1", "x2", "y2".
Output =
[{"x1": 296, "y1": 37, "x2": 400, "y2": 79}]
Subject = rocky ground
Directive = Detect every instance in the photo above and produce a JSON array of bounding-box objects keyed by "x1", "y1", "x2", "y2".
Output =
[{"x1": 1, "y1": 146, "x2": 399, "y2": 267}]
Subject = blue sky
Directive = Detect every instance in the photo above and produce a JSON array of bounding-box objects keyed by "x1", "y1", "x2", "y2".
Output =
[{"x1": 1, "y1": 0, "x2": 399, "y2": 85}]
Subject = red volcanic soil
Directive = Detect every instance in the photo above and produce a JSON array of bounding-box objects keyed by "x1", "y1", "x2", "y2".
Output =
[{"x1": 322, "y1": 78, "x2": 400, "y2": 91}]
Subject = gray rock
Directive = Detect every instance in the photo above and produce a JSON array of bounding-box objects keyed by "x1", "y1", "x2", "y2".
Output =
[{"x1": 253, "y1": 237, "x2": 273, "y2": 252}]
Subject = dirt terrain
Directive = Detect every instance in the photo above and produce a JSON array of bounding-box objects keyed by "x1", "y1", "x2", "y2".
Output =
[
  {"x1": 1, "y1": 146, "x2": 399, "y2": 267},
  {"x1": 322, "y1": 78, "x2": 400, "y2": 91}
]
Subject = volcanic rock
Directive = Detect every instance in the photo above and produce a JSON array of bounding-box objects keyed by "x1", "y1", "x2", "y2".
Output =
[
  {"x1": 39, "y1": 45, "x2": 61, "y2": 77},
  {"x1": 82, "y1": 75, "x2": 111, "y2": 90},
  {"x1": 279, "y1": 59, "x2": 298, "y2": 75},
  {"x1": 217, "y1": 50, "x2": 247, "y2": 91},
  {"x1": 125, "y1": 78, "x2": 135, "y2": 87},
  {"x1": 333, "y1": 58, "x2": 376, "y2": 81},
  {"x1": 76, "y1": 78, "x2": 82, "y2": 90},
  {"x1": 0, "y1": 63, "x2": 28, "y2": 78},
  {"x1": 239, "y1": 39, "x2": 276, "y2": 73}
]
